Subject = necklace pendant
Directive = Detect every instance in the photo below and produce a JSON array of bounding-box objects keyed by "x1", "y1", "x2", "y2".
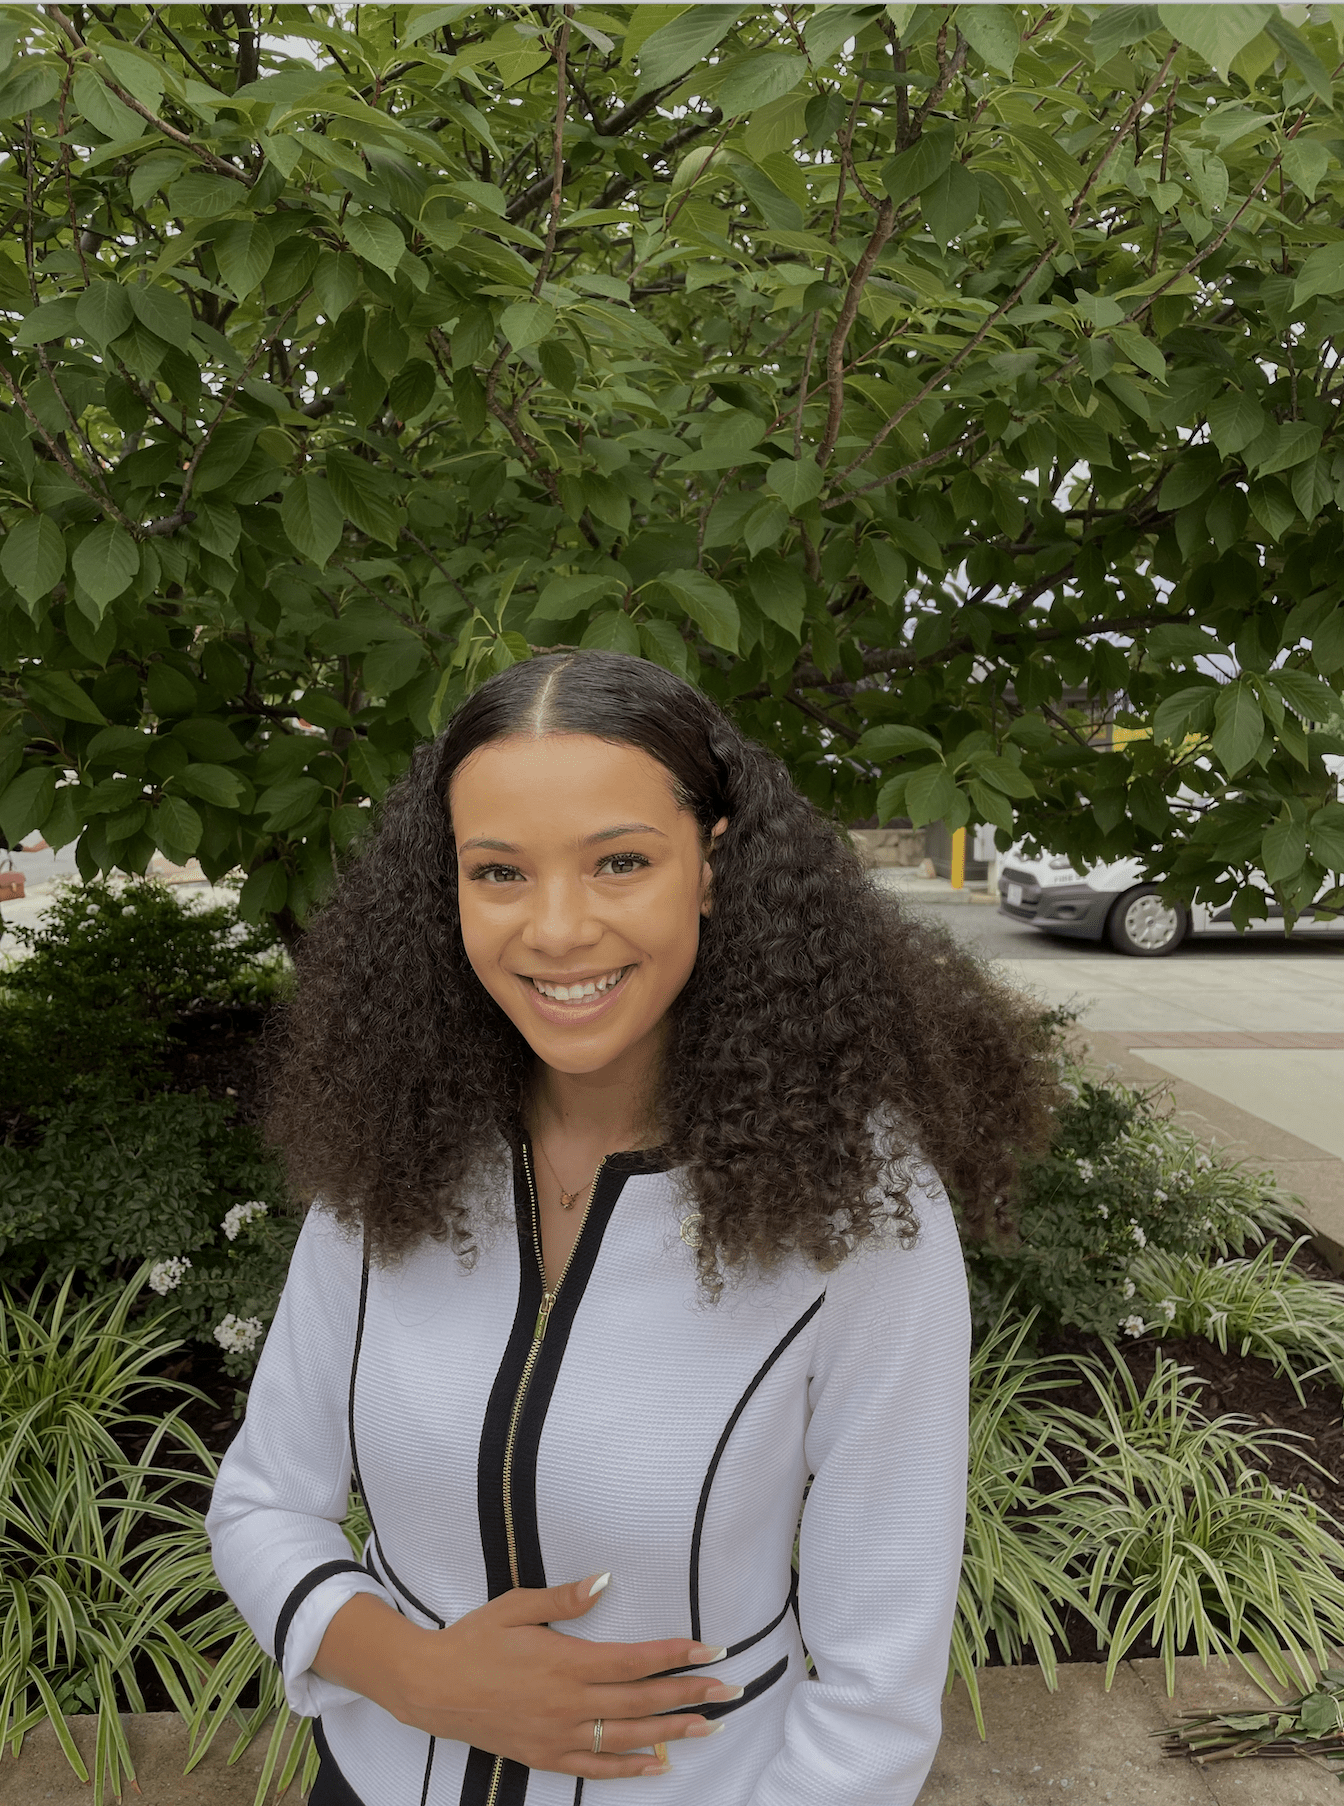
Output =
[{"x1": 559, "y1": 1189, "x2": 580, "y2": 1211}]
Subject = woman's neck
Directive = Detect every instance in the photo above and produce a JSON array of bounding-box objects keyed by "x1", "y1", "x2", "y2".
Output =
[{"x1": 528, "y1": 1024, "x2": 665, "y2": 1153}]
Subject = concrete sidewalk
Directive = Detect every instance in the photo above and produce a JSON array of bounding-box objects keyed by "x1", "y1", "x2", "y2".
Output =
[{"x1": 1, "y1": 1655, "x2": 1335, "y2": 1804}]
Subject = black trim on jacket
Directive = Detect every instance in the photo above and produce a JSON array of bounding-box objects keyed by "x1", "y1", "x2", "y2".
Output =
[
  {"x1": 273, "y1": 1560, "x2": 369, "y2": 1667},
  {"x1": 312, "y1": 1719, "x2": 368, "y2": 1806},
  {"x1": 688, "y1": 1292, "x2": 825, "y2": 1642}
]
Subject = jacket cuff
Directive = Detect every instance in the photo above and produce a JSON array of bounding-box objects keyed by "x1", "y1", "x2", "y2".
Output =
[{"x1": 278, "y1": 1566, "x2": 397, "y2": 1717}]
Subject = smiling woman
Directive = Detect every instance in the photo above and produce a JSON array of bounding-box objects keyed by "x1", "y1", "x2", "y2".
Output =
[{"x1": 206, "y1": 651, "x2": 1056, "y2": 1806}]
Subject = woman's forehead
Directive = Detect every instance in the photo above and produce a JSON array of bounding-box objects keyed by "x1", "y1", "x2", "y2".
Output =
[{"x1": 449, "y1": 735, "x2": 688, "y2": 832}]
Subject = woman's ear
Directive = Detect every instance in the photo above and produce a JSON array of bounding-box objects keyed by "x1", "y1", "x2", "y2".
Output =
[{"x1": 700, "y1": 816, "x2": 729, "y2": 917}]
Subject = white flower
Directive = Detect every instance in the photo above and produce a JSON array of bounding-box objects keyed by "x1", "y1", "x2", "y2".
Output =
[
  {"x1": 1120, "y1": 1314, "x2": 1147, "y2": 1337},
  {"x1": 1153, "y1": 1189, "x2": 1168, "y2": 1203},
  {"x1": 1199, "y1": 1218, "x2": 1214, "y2": 1234},
  {"x1": 214, "y1": 1313, "x2": 264, "y2": 1354},
  {"x1": 1129, "y1": 1220, "x2": 1147, "y2": 1248},
  {"x1": 1122, "y1": 1279, "x2": 1135, "y2": 1299},
  {"x1": 1076, "y1": 1158, "x2": 1095, "y2": 1181},
  {"x1": 222, "y1": 1199, "x2": 268, "y2": 1241},
  {"x1": 1196, "y1": 1154, "x2": 1212, "y2": 1172},
  {"x1": 1060, "y1": 1082, "x2": 1079, "y2": 1100},
  {"x1": 1158, "y1": 1299, "x2": 1177, "y2": 1322},
  {"x1": 148, "y1": 1256, "x2": 191, "y2": 1295},
  {"x1": 1097, "y1": 1202, "x2": 1110, "y2": 1219}
]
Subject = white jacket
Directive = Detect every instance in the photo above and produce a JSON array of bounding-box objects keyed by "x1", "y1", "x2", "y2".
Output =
[{"x1": 206, "y1": 1140, "x2": 971, "y2": 1806}]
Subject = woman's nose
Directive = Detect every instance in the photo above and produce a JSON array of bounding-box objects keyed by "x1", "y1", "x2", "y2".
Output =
[{"x1": 520, "y1": 875, "x2": 602, "y2": 954}]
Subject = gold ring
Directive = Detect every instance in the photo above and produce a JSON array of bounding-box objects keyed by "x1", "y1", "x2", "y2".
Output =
[{"x1": 592, "y1": 1718, "x2": 603, "y2": 1756}]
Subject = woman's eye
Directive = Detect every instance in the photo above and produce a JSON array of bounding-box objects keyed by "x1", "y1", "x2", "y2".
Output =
[
  {"x1": 471, "y1": 864, "x2": 524, "y2": 884},
  {"x1": 598, "y1": 852, "x2": 649, "y2": 876}
]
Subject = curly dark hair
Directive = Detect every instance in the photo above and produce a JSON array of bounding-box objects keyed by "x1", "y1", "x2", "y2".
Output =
[{"x1": 266, "y1": 651, "x2": 1056, "y2": 1279}]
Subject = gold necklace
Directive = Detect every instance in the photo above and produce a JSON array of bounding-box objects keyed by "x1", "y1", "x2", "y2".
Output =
[{"x1": 533, "y1": 1135, "x2": 599, "y2": 1211}]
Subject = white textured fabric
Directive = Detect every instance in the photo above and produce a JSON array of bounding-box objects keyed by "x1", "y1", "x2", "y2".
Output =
[{"x1": 206, "y1": 1147, "x2": 970, "y2": 1806}]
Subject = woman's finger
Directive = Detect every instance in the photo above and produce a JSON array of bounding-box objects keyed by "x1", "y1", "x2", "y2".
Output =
[
  {"x1": 577, "y1": 1713, "x2": 724, "y2": 1757},
  {"x1": 583, "y1": 1674, "x2": 744, "y2": 1721}
]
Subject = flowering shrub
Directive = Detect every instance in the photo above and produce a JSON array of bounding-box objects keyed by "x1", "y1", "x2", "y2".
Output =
[{"x1": 965, "y1": 1051, "x2": 1295, "y2": 1339}]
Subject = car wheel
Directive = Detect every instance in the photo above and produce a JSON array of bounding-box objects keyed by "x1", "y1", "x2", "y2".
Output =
[{"x1": 1107, "y1": 886, "x2": 1188, "y2": 957}]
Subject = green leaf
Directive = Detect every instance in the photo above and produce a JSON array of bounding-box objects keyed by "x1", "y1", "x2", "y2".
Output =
[
  {"x1": 0, "y1": 767, "x2": 56, "y2": 841},
  {"x1": 71, "y1": 523, "x2": 139, "y2": 609},
  {"x1": 905, "y1": 763, "x2": 961, "y2": 828},
  {"x1": 281, "y1": 472, "x2": 343, "y2": 567},
  {"x1": 11, "y1": 295, "x2": 81, "y2": 346},
  {"x1": 638, "y1": 619, "x2": 690, "y2": 677},
  {"x1": 533, "y1": 574, "x2": 625, "y2": 622},
  {"x1": 881, "y1": 126, "x2": 955, "y2": 209},
  {"x1": 1263, "y1": 14, "x2": 1333, "y2": 104},
  {"x1": 0, "y1": 58, "x2": 61, "y2": 119},
  {"x1": 75, "y1": 281, "x2": 134, "y2": 346},
  {"x1": 1281, "y1": 139, "x2": 1329, "y2": 203},
  {"x1": 174, "y1": 763, "x2": 247, "y2": 808},
  {"x1": 257, "y1": 774, "x2": 323, "y2": 829},
  {"x1": 22, "y1": 669, "x2": 107, "y2": 726},
  {"x1": 718, "y1": 52, "x2": 807, "y2": 116},
  {"x1": 0, "y1": 515, "x2": 65, "y2": 603},
  {"x1": 127, "y1": 283, "x2": 195, "y2": 351},
  {"x1": 345, "y1": 211, "x2": 406, "y2": 278},
  {"x1": 389, "y1": 360, "x2": 437, "y2": 420},
  {"x1": 971, "y1": 753, "x2": 1036, "y2": 798},
  {"x1": 852, "y1": 724, "x2": 941, "y2": 759},
  {"x1": 1311, "y1": 610, "x2": 1344, "y2": 676},
  {"x1": 361, "y1": 633, "x2": 424, "y2": 694},
  {"x1": 239, "y1": 861, "x2": 289, "y2": 920},
  {"x1": 501, "y1": 301, "x2": 556, "y2": 351},
  {"x1": 580, "y1": 611, "x2": 641, "y2": 654},
  {"x1": 167, "y1": 171, "x2": 242, "y2": 217},
  {"x1": 653, "y1": 569, "x2": 740, "y2": 653},
  {"x1": 1212, "y1": 680, "x2": 1264, "y2": 775},
  {"x1": 1266, "y1": 668, "x2": 1341, "y2": 724},
  {"x1": 747, "y1": 556, "x2": 805, "y2": 638},
  {"x1": 638, "y1": 6, "x2": 741, "y2": 90},
  {"x1": 968, "y1": 779, "x2": 1014, "y2": 835},
  {"x1": 1152, "y1": 684, "x2": 1216, "y2": 742},
  {"x1": 922, "y1": 162, "x2": 979, "y2": 249},
  {"x1": 98, "y1": 42, "x2": 165, "y2": 114},
  {"x1": 213, "y1": 219, "x2": 275, "y2": 298},
  {"x1": 957, "y1": 6, "x2": 1020, "y2": 76},
  {"x1": 1247, "y1": 478, "x2": 1295, "y2": 541},
  {"x1": 326, "y1": 448, "x2": 401, "y2": 547},
  {"x1": 1262, "y1": 817, "x2": 1306, "y2": 883},
  {"x1": 1293, "y1": 243, "x2": 1344, "y2": 309},
  {"x1": 874, "y1": 773, "x2": 910, "y2": 824},
  {"x1": 1159, "y1": 447, "x2": 1221, "y2": 511},
  {"x1": 1207, "y1": 390, "x2": 1265, "y2": 458},
  {"x1": 1157, "y1": 6, "x2": 1273, "y2": 76},
  {"x1": 1308, "y1": 803, "x2": 1344, "y2": 871},
  {"x1": 151, "y1": 795, "x2": 203, "y2": 863},
  {"x1": 146, "y1": 662, "x2": 198, "y2": 717},
  {"x1": 72, "y1": 66, "x2": 143, "y2": 139},
  {"x1": 765, "y1": 457, "x2": 823, "y2": 512},
  {"x1": 1252, "y1": 421, "x2": 1321, "y2": 477},
  {"x1": 857, "y1": 540, "x2": 907, "y2": 605},
  {"x1": 314, "y1": 250, "x2": 360, "y2": 318}
]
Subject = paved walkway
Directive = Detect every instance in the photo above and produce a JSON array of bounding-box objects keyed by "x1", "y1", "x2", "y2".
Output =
[{"x1": 2, "y1": 1656, "x2": 1336, "y2": 1803}]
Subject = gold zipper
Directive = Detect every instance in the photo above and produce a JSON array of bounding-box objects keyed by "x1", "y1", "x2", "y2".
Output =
[{"x1": 487, "y1": 1143, "x2": 608, "y2": 1806}]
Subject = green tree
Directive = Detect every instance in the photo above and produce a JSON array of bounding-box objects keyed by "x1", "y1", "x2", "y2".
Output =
[{"x1": 2, "y1": 2, "x2": 1344, "y2": 937}]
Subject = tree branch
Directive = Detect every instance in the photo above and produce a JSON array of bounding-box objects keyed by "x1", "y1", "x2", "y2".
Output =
[
  {"x1": 817, "y1": 199, "x2": 895, "y2": 466},
  {"x1": 531, "y1": 7, "x2": 572, "y2": 297}
]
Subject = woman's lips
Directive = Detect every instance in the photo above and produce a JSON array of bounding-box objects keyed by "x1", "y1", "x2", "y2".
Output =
[{"x1": 519, "y1": 963, "x2": 634, "y2": 1024}]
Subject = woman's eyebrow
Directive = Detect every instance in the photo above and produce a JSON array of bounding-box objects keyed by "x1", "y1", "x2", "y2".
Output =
[{"x1": 456, "y1": 823, "x2": 666, "y2": 853}]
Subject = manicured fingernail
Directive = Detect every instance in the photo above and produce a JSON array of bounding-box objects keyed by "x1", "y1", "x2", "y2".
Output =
[
  {"x1": 688, "y1": 1643, "x2": 726, "y2": 1661},
  {"x1": 653, "y1": 1742, "x2": 668, "y2": 1762},
  {"x1": 641, "y1": 1761, "x2": 672, "y2": 1775},
  {"x1": 685, "y1": 1722, "x2": 725, "y2": 1739},
  {"x1": 588, "y1": 1572, "x2": 611, "y2": 1597},
  {"x1": 705, "y1": 1683, "x2": 744, "y2": 1702}
]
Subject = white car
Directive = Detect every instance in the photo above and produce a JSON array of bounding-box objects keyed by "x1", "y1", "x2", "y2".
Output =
[{"x1": 997, "y1": 845, "x2": 1344, "y2": 956}]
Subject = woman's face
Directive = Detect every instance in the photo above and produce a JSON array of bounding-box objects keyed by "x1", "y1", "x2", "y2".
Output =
[{"x1": 450, "y1": 734, "x2": 725, "y2": 1080}]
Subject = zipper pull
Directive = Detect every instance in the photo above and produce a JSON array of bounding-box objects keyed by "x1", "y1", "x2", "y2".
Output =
[{"x1": 534, "y1": 1291, "x2": 555, "y2": 1341}]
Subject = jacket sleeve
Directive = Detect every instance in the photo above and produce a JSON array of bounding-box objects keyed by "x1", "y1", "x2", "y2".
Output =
[
  {"x1": 204, "y1": 1206, "x2": 397, "y2": 1718},
  {"x1": 747, "y1": 1165, "x2": 971, "y2": 1806}
]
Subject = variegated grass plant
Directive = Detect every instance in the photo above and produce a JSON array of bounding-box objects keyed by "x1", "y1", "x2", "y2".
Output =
[
  {"x1": 1132, "y1": 1237, "x2": 1344, "y2": 1400},
  {"x1": 950, "y1": 1303, "x2": 1344, "y2": 1729}
]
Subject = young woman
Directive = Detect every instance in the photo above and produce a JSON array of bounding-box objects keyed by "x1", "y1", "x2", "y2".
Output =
[{"x1": 207, "y1": 650, "x2": 1053, "y2": 1806}]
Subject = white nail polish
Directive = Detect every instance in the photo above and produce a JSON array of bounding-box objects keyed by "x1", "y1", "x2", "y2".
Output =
[
  {"x1": 688, "y1": 1644, "x2": 727, "y2": 1662},
  {"x1": 588, "y1": 1571, "x2": 612, "y2": 1597},
  {"x1": 687, "y1": 1722, "x2": 725, "y2": 1739}
]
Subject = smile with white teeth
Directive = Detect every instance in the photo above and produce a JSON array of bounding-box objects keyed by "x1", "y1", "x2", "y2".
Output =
[{"x1": 528, "y1": 965, "x2": 630, "y2": 1002}]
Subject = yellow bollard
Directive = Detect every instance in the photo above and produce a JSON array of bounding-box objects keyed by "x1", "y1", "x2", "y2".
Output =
[{"x1": 950, "y1": 826, "x2": 966, "y2": 889}]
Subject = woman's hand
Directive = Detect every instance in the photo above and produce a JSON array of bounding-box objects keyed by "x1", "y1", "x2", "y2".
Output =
[{"x1": 315, "y1": 1573, "x2": 740, "y2": 1780}]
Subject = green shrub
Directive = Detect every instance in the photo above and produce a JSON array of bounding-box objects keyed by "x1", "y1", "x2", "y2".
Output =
[
  {"x1": 0, "y1": 1079, "x2": 296, "y2": 1378},
  {"x1": 0, "y1": 878, "x2": 283, "y2": 1111},
  {"x1": 965, "y1": 1052, "x2": 1296, "y2": 1338}
]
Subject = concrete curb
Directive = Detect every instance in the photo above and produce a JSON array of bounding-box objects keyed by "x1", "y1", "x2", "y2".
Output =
[{"x1": 1, "y1": 1656, "x2": 1335, "y2": 1805}]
